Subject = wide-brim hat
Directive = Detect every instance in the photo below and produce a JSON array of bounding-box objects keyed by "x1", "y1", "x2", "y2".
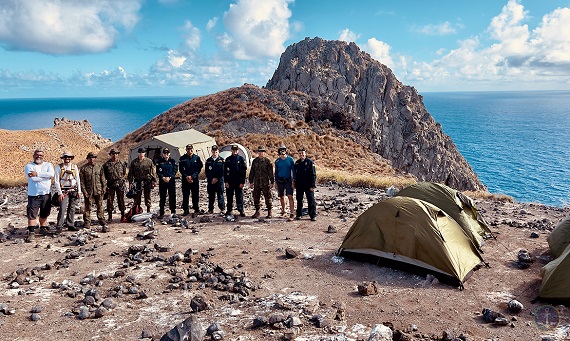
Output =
[
  {"x1": 86, "y1": 152, "x2": 97, "y2": 159},
  {"x1": 256, "y1": 146, "x2": 266, "y2": 152},
  {"x1": 60, "y1": 151, "x2": 74, "y2": 159},
  {"x1": 109, "y1": 148, "x2": 120, "y2": 155}
]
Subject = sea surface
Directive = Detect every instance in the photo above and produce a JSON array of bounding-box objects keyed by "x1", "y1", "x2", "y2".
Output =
[{"x1": 1, "y1": 92, "x2": 568, "y2": 207}]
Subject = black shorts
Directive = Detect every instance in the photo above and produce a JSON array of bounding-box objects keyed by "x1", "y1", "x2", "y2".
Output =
[
  {"x1": 277, "y1": 180, "x2": 293, "y2": 197},
  {"x1": 27, "y1": 194, "x2": 51, "y2": 220}
]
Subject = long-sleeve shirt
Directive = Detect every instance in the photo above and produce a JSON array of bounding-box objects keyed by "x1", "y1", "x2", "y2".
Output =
[
  {"x1": 294, "y1": 157, "x2": 317, "y2": 189},
  {"x1": 24, "y1": 161, "x2": 54, "y2": 196},
  {"x1": 80, "y1": 163, "x2": 107, "y2": 196},
  {"x1": 128, "y1": 157, "x2": 157, "y2": 183},
  {"x1": 205, "y1": 156, "x2": 224, "y2": 182},
  {"x1": 249, "y1": 156, "x2": 273, "y2": 186},
  {"x1": 156, "y1": 157, "x2": 178, "y2": 180},
  {"x1": 53, "y1": 163, "x2": 82, "y2": 196},
  {"x1": 224, "y1": 154, "x2": 247, "y2": 186},
  {"x1": 179, "y1": 154, "x2": 203, "y2": 180}
]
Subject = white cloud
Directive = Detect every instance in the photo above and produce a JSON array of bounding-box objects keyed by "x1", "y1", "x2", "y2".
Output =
[
  {"x1": 0, "y1": 0, "x2": 142, "y2": 55},
  {"x1": 221, "y1": 0, "x2": 293, "y2": 59},
  {"x1": 399, "y1": 0, "x2": 570, "y2": 90},
  {"x1": 361, "y1": 38, "x2": 394, "y2": 68},
  {"x1": 417, "y1": 21, "x2": 457, "y2": 35},
  {"x1": 207, "y1": 17, "x2": 218, "y2": 32},
  {"x1": 338, "y1": 29, "x2": 360, "y2": 43},
  {"x1": 181, "y1": 21, "x2": 201, "y2": 52}
]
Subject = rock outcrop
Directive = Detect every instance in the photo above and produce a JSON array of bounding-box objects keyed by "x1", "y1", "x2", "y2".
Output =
[{"x1": 266, "y1": 37, "x2": 484, "y2": 191}]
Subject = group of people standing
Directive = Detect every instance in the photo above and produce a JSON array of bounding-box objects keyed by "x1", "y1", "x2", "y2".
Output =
[{"x1": 24, "y1": 143, "x2": 317, "y2": 241}]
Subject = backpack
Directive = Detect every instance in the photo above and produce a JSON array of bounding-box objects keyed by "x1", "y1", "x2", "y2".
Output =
[{"x1": 122, "y1": 204, "x2": 143, "y2": 223}]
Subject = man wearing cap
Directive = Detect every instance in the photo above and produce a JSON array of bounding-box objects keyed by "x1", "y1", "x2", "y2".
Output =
[
  {"x1": 275, "y1": 145, "x2": 296, "y2": 221},
  {"x1": 24, "y1": 149, "x2": 55, "y2": 242},
  {"x1": 205, "y1": 145, "x2": 225, "y2": 214},
  {"x1": 224, "y1": 144, "x2": 247, "y2": 217},
  {"x1": 80, "y1": 152, "x2": 108, "y2": 230},
  {"x1": 53, "y1": 151, "x2": 82, "y2": 231},
  {"x1": 294, "y1": 147, "x2": 317, "y2": 221},
  {"x1": 249, "y1": 146, "x2": 273, "y2": 218},
  {"x1": 128, "y1": 148, "x2": 157, "y2": 213},
  {"x1": 156, "y1": 147, "x2": 178, "y2": 218},
  {"x1": 179, "y1": 144, "x2": 203, "y2": 215},
  {"x1": 102, "y1": 148, "x2": 127, "y2": 223}
]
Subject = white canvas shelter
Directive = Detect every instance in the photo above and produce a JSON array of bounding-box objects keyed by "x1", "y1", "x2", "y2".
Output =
[
  {"x1": 129, "y1": 129, "x2": 216, "y2": 164},
  {"x1": 219, "y1": 143, "x2": 252, "y2": 167}
]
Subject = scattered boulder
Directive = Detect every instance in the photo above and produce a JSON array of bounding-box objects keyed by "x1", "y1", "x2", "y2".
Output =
[
  {"x1": 160, "y1": 316, "x2": 204, "y2": 341},
  {"x1": 357, "y1": 281, "x2": 378, "y2": 296},
  {"x1": 507, "y1": 299, "x2": 524, "y2": 314}
]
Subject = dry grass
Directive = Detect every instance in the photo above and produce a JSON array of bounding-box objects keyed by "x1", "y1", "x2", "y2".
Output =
[
  {"x1": 464, "y1": 190, "x2": 514, "y2": 202},
  {"x1": 317, "y1": 167, "x2": 416, "y2": 189}
]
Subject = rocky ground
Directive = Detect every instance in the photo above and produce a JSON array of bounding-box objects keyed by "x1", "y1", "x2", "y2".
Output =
[{"x1": 0, "y1": 182, "x2": 569, "y2": 341}]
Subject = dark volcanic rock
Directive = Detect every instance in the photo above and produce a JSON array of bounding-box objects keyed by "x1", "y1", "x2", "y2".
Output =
[{"x1": 266, "y1": 37, "x2": 484, "y2": 190}]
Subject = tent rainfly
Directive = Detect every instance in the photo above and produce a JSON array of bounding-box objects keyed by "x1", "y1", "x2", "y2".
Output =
[
  {"x1": 338, "y1": 196, "x2": 486, "y2": 287},
  {"x1": 129, "y1": 129, "x2": 216, "y2": 164},
  {"x1": 396, "y1": 182, "x2": 494, "y2": 250},
  {"x1": 539, "y1": 216, "x2": 570, "y2": 301}
]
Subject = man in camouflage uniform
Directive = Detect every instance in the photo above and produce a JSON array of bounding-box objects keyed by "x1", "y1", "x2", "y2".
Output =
[
  {"x1": 128, "y1": 147, "x2": 157, "y2": 213},
  {"x1": 249, "y1": 146, "x2": 273, "y2": 218},
  {"x1": 80, "y1": 152, "x2": 107, "y2": 231},
  {"x1": 102, "y1": 148, "x2": 127, "y2": 223}
]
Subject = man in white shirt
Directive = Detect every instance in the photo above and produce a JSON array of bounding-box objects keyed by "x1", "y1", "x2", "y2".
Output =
[
  {"x1": 24, "y1": 149, "x2": 54, "y2": 242},
  {"x1": 53, "y1": 151, "x2": 82, "y2": 231}
]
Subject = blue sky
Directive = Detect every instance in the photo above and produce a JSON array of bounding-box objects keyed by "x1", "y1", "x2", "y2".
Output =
[{"x1": 0, "y1": 0, "x2": 569, "y2": 98}]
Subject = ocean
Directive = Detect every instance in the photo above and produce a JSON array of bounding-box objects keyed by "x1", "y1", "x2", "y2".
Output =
[{"x1": 1, "y1": 91, "x2": 568, "y2": 207}]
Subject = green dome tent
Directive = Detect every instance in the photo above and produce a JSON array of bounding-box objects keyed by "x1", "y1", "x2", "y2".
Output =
[
  {"x1": 338, "y1": 196, "x2": 485, "y2": 287},
  {"x1": 396, "y1": 182, "x2": 493, "y2": 250},
  {"x1": 539, "y1": 243, "x2": 570, "y2": 301},
  {"x1": 547, "y1": 216, "x2": 570, "y2": 259},
  {"x1": 539, "y1": 216, "x2": 570, "y2": 301}
]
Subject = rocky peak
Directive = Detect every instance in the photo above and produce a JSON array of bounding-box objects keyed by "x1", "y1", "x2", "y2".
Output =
[{"x1": 266, "y1": 37, "x2": 484, "y2": 191}]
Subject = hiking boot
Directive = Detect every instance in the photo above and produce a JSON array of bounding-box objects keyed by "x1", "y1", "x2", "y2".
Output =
[
  {"x1": 98, "y1": 219, "x2": 108, "y2": 227},
  {"x1": 239, "y1": 211, "x2": 245, "y2": 217},
  {"x1": 39, "y1": 227, "x2": 50, "y2": 235},
  {"x1": 101, "y1": 225, "x2": 109, "y2": 233},
  {"x1": 106, "y1": 212, "x2": 113, "y2": 223},
  {"x1": 25, "y1": 232, "x2": 35, "y2": 243},
  {"x1": 251, "y1": 211, "x2": 260, "y2": 218},
  {"x1": 266, "y1": 209, "x2": 272, "y2": 219}
]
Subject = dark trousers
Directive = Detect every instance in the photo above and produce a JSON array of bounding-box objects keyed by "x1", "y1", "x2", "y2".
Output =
[
  {"x1": 159, "y1": 179, "x2": 176, "y2": 214},
  {"x1": 182, "y1": 178, "x2": 200, "y2": 212},
  {"x1": 226, "y1": 185, "x2": 244, "y2": 213},
  {"x1": 253, "y1": 184, "x2": 272, "y2": 210},
  {"x1": 133, "y1": 181, "x2": 152, "y2": 212},
  {"x1": 207, "y1": 181, "x2": 225, "y2": 212},
  {"x1": 106, "y1": 186, "x2": 126, "y2": 214},
  {"x1": 296, "y1": 187, "x2": 316, "y2": 218},
  {"x1": 57, "y1": 190, "x2": 78, "y2": 228}
]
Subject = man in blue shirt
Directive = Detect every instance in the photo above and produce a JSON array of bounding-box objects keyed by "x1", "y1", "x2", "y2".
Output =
[
  {"x1": 156, "y1": 147, "x2": 178, "y2": 218},
  {"x1": 274, "y1": 145, "x2": 296, "y2": 221},
  {"x1": 179, "y1": 144, "x2": 203, "y2": 215}
]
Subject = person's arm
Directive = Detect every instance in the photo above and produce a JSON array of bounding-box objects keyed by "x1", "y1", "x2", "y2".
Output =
[
  {"x1": 310, "y1": 160, "x2": 317, "y2": 189},
  {"x1": 172, "y1": 159, "x2": 178, "y2": 178},
  {"x1": 192, "y1": 156, "x2": 203, "y2": 179},
  {"x1": 99, "y1": 166, "x2": 106, "y2": 192},
  {"x1": 290, "y1": 157, "x2": 296, "y2": 180},
  {"x1": 53, "y1": 165, "x2": 63, "y2": 195},
  {"x1": 248, "y1": 159, "x2": 256, "y2": 184},
  {"x1": 75, "y1": 165, "x2": 82, "y2": 196}
]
